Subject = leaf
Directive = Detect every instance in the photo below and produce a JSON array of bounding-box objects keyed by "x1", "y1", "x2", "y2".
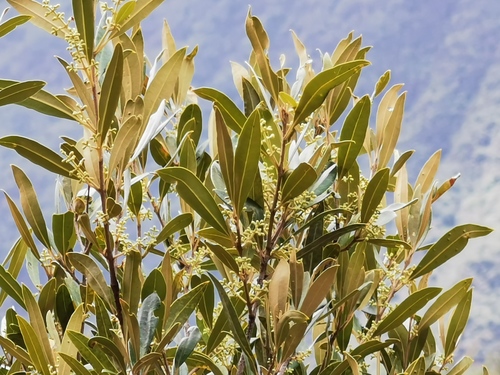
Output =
[
  {"x1": 0, "y1": 14, "x2": 31, "y2": 38},
  {"x1": 174, "y1": 326, "x2": 202, "y2": 370},
  {"x1": 445, "y1": 290, "x2": 472, "y2": 357},
  {"x1": 127, "y1": 177, "x2": 143, "y2": 217},
  {"x1": 66, "y1": 253, "x2": 115, "y2": 311},
  {"x1": 108, "y1": 115, "x2": 141, "y2": 175},
  {"x1": 0, "y1": 265, "x2": 25, "y2": 309},
  {"x1": 0, "y1": 336, "x2": 31, "y2": 366},
  {"x1": 178, "y1": 103, "x2": 203, "y2": 146},
  {"x1": 410, "y1": 225, "x2": 493, "y2": 280},
  {"x1": 55, "y1": 284, "x2": 74, "y2": 330},
  {"x1": 299, "y1": 265, "x2": 338, "y2": 317},
  {"x1": 194, "y1": 87, "x2": 246, "y2": 132},
  {"x1": 143, "y1": 47, "x2": 185, "y2": 124},
  {"x1": 206, "y1": 273, "x2": 258, "y2": 374},
  {"x1": 67, "y1": 330, "x2": 116, "y2": 373},
  {"x1": 215, "y1": 106, "x2": 235, "y2": 202},
  {"x1": 98, "y1": 43, "x2": 123, "y2": 143},
  {"x1": 293, "y1": 60, "x2": 370, "y2": 127},
  {"x1": 405, "y1": 356, "x2": 426, "y2": 375},
  {"x1": 59, "y1": 352, "x2": 93, "y2": 375},
  {"x1": 142, "y1": 269, "x2": 167, "y2": 303},
  {"x1": 12, "y1": 165, "x2": 50, "y2": 248},
  {"x1": 447, "y1": 356, "x2": 474, "y2": 375},
  {"x1": 0, "y1": 80, "x2": 45, "y2": 107},
  {"x1": 58, "y1": 304, "x2": 85, "y2": 375},
  {"x1": 419, "y1": 278, "x2": 472, "y2": 330},
  {"x1": 415, "y1": 149, "x2": 441, "y2": 194},
  {"x1": 52, "y1": 211, "x2": 75, "y2": 256},
  {"x1": 157, "y1": 167, "x2": 228, "y2": 234},
  {"x1": 3, "y1": 192, "x2": 39, "y2": 259},
  {"x1": 350, "y1": 339, "x2": 398, "y2": 358},
  {"x1": 233, "y1": 108, "x2": 262, "y2": 215},
  {"x1": 373, "y1": 70, "x2": 391, "y2": 98},
  {"x1": 110, "y1": 0, "x2": 164, "y2": 38},
  {"x1": 361, "y1": 168, "x2": 389, "y2": 223},
  {"x1": 0, "y1": 238, "x2": 28, "y2": 307},
  {"x1": 0, "y1": 136, "x2": 74, "y2": 178},
  {"x1": 114, "y1": 1, "x2": 136, "y2": 25},
  {"x1": 164, "y1": 282, "x2": 208, "y2": 332},
  {"x1": 206, "y1": 243, "x2": 239, "y2": 274},
  {"x1": 138, "y1": 292, "x2": 161, "y2": 357},
  {"x1": 122, "y1": 250, "x2": 142, "y2": 314},
  {"x1": 269, "y1": 259, "x2": 290, "y2": 320},
  {"x1": 155, "y1": 213, "x2": 193, "y2": 246},
  {"x1": 6, "y1": 0, "x2": 68, "y2": 37},
  {"x1": 282, "y1": 163, "x2": 317, "y2": 202},
  {"x1": 198, "y1": 227, "x2": 234, "y2": 248},
  {"x1": 337, "y1": 95, "x2": 371, "y2": 177},
  {"x1": 372, "y1": 287, "x2": 441, "y2": 336},
  {"x1": 17, "y1": 316, "x2": 51, "y2": 375},
  {"x1": 88, "y1": 336, "x2": 127, "y2": 374},
  {"x1": 72, "y1": 0, "x2": 94, "y2": 61},
  {"x1": 367, "y1": 238, "x2": 412, "y2": 250},
  {"x1": 390, "y1": 149, "x2": 414, "y2": 177},
  {"x1": 192, "y1": 274, "x2": 214, "y2": 328}
]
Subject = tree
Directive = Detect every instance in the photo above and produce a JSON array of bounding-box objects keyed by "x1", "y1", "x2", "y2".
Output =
[{"x1": 0, "y1": 1, "x2": 493, "y2": 374}]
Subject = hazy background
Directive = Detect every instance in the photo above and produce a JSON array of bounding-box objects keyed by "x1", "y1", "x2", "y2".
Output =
[{"x1": 0, "y1": 0, "x2": 498, "y2": 369}]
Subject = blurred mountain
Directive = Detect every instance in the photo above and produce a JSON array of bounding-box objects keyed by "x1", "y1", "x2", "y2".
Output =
[{"x1": 0, "y1": 0, "x2": 498, "y2": 367}]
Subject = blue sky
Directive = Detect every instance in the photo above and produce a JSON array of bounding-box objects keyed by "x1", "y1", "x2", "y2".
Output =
[{"x1": 0, "y1": 0, "x2": 499, "y2": 369}]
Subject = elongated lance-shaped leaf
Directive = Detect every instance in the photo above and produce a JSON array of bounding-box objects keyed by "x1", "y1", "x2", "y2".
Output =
[
  {"x1": 7, "y1": 0, "x2": 68, "y2": 38},
  {"x1": 3, "y1": 191, "x2": 39, "y2": 259},
  {"x1": 88, "y1": 336, "x2": 127, "y2": 374},
  {"x1": 155, "y1": 213, "x2": 193, "y2": 245},
  {"x1": 299, "y1": 265, "x2": 339, "y2": 318},
  {"x1": 164, "y1": 282, "x2": 208, "y2": 332},
  {"x1": 269, "y1": 259, "x2": 290, "y2": 324},
  {"x1": 0, "y1": 14, "x2": 31, "y2": 38},
  {"x1": 122, "y1": 250, "x2": 142, "y2": 315},
  {"x1": 108, "y1": 115, "x2": 141, "y2": 175},
  {"x1": 447, "y1": 356, "x2": 474, "y2": 375},
  {"x1": 157, "y1": 167, "x2": 228, "y2": 234},
  {"x1": 390, "y1": 149, "x2": 414, "y2": 177},
  {"x1": 282, "y1": 162, "x2": 317, "y2": 202},
  {"x1": 415, "y1": 149, "x2": 442, "y2": 194},
  {"x1": 410, "y1": 224, "x2": 493, "y2": 280},
  {"x1": 138, "y1": 292, "x2": 161, "y2": 357},
  {"x1": 67, "y1": 330, "x2": 117, "y2": 373},
  {"x1": 58, "y1": 304, "x2": 85, "y2": 375},
  {"x1": 0, "y1": 80, "x2": 45, "y2": 106},
  {"x1": 0, "y1": 79, "x2": 78, "y2": 120},
  {"x1": 419, "y1": 278, "x2": 472, "y2": 330},
  {"x1": 110, "y1": 0, "x2": 165, "y2": 38},
  {"x1": 207, "y1": 273, "x2": 258, "y2": 374},
  {"x1": 373, "y1": 287, "x2": 441, "y2": 336},
  {"x1": 59, "y1": 352, "x2": 93, "y2": 375},
  {"x1": 12, "y1": 165, "x2": 51, "y2": 249},
  {"x1": 0, "y1": 136, "x2": 75, "y2": 178},
  {"x1": 350, "y1": 339, "x2": 398, "y2": 358},
  {"x1": 174, "y1": 326, "x2": 202, "y2": 371},
  {"x1": 142, "y1": 269, "x2": 167, "y2": 301},
  {"x1": 0, "y1": 335, "x2": 31, "y2": 366},
  {"x1": 373, "y1": 70, "x2": 391, "y2": 98},
  {"x1": 72, "y1": 0, "x2": 94, "y2": 61},
  {"x1": 143, "y1": 48, "x2": 185, "y2": 125},
  {"x1": 246, "y1": 10, "x2": 280, "y2": 103},
  {"x1": 99, "y1": 43, "x2": 123, "y2": 143},
  {"x1": 52, "y1": 211, "x2": 75, "y2": 256},
  {"x1": 215, "y1": 106, "x2": 235, "y2": 202},
  {"x1": 361, "y1": 167, "x2": 389, "y2": 223},
  {"x1": 194, "y1": 87, "x2": 246, "y2": 133},
  {"x1": 0, "y1": 264, "x2": 25, "y2": 308},
  {"x1": 337, "y1": 95, "x2": 371, "y2": 177},
  {"x1": 66, "y1": 253, "x2": 115, "y2": 312},
  {"x1": 445, "y1": 289, "x2": 473, "y2": 357},
  {"x1": 378, "y1": 92, "x2": 406, "y2": 169},
  {"x1": 17, "y1": 316, "x2": 51, "y2": 375},
  {"x1": 233, "y1": 107, "x2": 261, "y2": 215},
  {"x1": 293, "y1": 60, "x2": 370, "y2": 127},
  {"x1": 0, "y1": 238, "x2": 27, "y2": 307}
]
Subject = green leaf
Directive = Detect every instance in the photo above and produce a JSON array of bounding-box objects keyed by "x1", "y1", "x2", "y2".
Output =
[
  {"x1": 192, "y1": 274, "x2": 214, "y2": 328},
  {"x1": 447, "y1": 356, "x2": 474, "y2": 375},
  {"x1": 373, "y1": 70, "x2": 391, "y2": 98},
  {"x1": 410, "y1": 225, "x2": 493, "y2": 280},
  {"x1": 72, "y1": 0, "x2": 94, "y2": 61},
  {"x1": 143, "y1": 47, "x2": 186, "y2": 124},
  {"x1": 88, "y1": 336, "x2": 127, "y2": 374},
  {"x1": 299, "y1": 265, "x2": 338, "y2": 318},
  {"x1": 59, "y1": 352, "x2": 93, "y2": 375},
  {"x1": 367, "y1": 238, "x2": 411, "y2": 250},
  {"x1": 337, "y1": 95, "x2": 371, "y2": 177},
  {"x1": 6, "y1": 0, "x2": 68, "y2": 38},
  {"x1": 94, "y1": 295, "x2": 113, "y2": 339},
  {"x1": 12, "y1": 166, "x2": 50, "y2": 248},
  {"x1": 157, "y1": 167, "x2": 228, "y2": 234},
  {"x1": 66, "y1": 253, "x2": 115, "y2": 311},
  {"x1": 98, "y1": 43, "x2": 123, "y2": 143},
  {"x1": 174, "y1": 326, "x2": 202, "y2": 370},
  {"x1": 445, "y1": 290, "x2": 472, "y2": 357},
  {"x1": 164, "y1": 282, "x2": 208, "y2": 332},
  {"x1": 0, "y1": 80, "x2": 45, "y2": 107},
  {"x1": 373, "y1": 287, "x2": 441, "y2": 336},
  {"x1": 206, "y1": 243, "x2": 239, "y2": 274},
  {"x1": 178, "y1": 104, "x2": 203, "y2": 147},
  {"x1": 0, "y1": 336, "x2": 31, "y2": 366},
  {"x1": 419, "y1": 278, "x2": 472, "y2": 330},
  {"x1": 0, "y1": 137, "x2": 74, "y2": 178},
  {"x1": 67, "y1": 330, "x2": 117, "y2": 373},
  {"x1": 350, "y1": 339, "x2": 398, "y2": 358},
  {"x1": 110, "y1": 0, "x2": 165, "y2": 38},
  {"x1": 378, "y1": 92, "x2": 406, "y2": 169},
  {"x1": 233, "y1": 108, "x2": 262, "y2": 215},
  {"x1": 127, "y1": 177, "x2": 143, "y2": 217},
  {"x1": 142, "y1": 269, "x2": 167, "y2": 301},
  {"x1": 215, "y1": 106, "x2": 235, "y2": 201},
  {"x1": 138, "y1": 292, "x2": 161, "y2": 357},
  {"x1": 109, "y1": 115, "x2": 141, "y2": 175},
  {"x1": 390, "y1": 150, "x2": 414, "y2": 177},
  {"x1": 405, "y1": 356, "x2": 425, "y2": 375},
  {"x1": 114, "y1": 1, "x2": 136, "y2": 25},
  {"x1": 293, "y1": 60, "x2": 370, "y2": 127},
  {"x1": 17, "y1": 316, "x2": 51, "y2": 375},
  {"x1": 282, "y1": 162, "x2": 317, "y2": 202},
  {"x1": 55, "y1": 284, "x2": 74, "y2": 330},
  {"x1": 206, "y1": 273, "x2": 258, "y2": 374},
  {"x1": 52, "y1": 211, "x2": 75, "y2": 256},
  {"x1": 194, "y1": 87, "x2": 246, "y2": 132},
  {"x1": 58, "y1": 304, "x2": 85, "y2": 375},
  {"x1": 0, "y1": 264, "x2": 25, "y2": 309},
  {"x1": 198, "y1": 227, "x2": 234, "y2": 248},
  {"x1": 0, "y1": 238, "x2": 28, "y2": 307},
  {"x1": 164, "y1": 348, "x2": 226, "y2": 375},
  {"x1": 122, "y1": 250, "x2": 142, "y2": 314},
  {"x1": 361, "y1": 168, "x2": 389, "y2": 223},
  {"x1": 155, "y1": 213, "x2": 193, "y2": 245},
  {"x1": 0, "y1": 14, "x2": 31, "y2": 38}
]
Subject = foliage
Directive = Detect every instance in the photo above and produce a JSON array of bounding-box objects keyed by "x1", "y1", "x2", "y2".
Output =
[{"x1": 0, "y1": 1, "x2": 493, "y2": 374}]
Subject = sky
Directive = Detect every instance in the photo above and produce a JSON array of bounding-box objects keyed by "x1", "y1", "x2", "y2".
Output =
[{"x1": 0, "y1": 0, "x2": 499, "y2": 370}]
